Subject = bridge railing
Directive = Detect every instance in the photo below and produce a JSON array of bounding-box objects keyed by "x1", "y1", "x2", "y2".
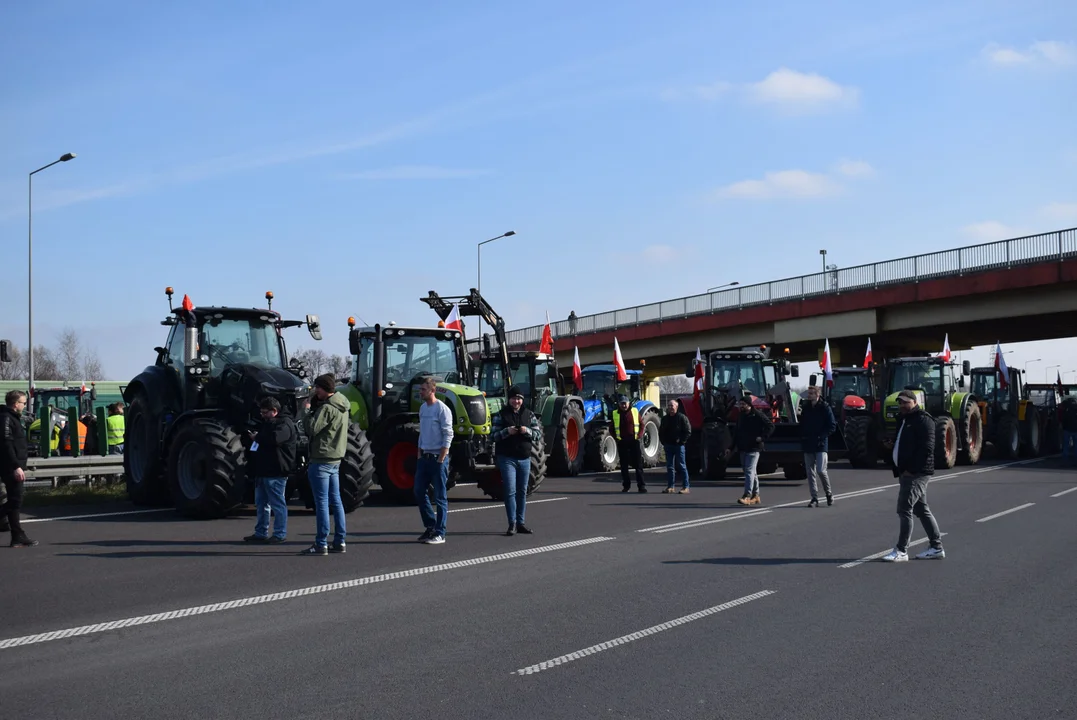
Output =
[{"x1": 465, "y1": 227, "x2": 1077, "y2": 354}]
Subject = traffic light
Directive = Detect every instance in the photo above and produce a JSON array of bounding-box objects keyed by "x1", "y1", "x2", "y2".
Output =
[{"x1": 0, "y1": 339, "x2": 11, "y2": 363}]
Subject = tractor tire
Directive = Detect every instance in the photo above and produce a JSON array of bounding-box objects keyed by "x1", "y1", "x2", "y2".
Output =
[
  {"x1": 956, "y1": 402, "x2": 983, "y2": 465},
  {"x1": 584, "y1": 425, "x2": 618, "y2": 473},
  {"x1": 123, "y1": 391, "x2": 169, "y2": 507},
  {"x1": 935, "y1": 416, "x2": 957, "y2": 470},
  {"x1": 339, "y1": 423, "x2": 376, "y2": 512},
  {"x1": 639, "y1": 408, "x2": 662, "y2": 468},
  {"x1": 1020, "y1": 411, "x2": 1042, "y2": 457},
  {"x1": 166, "y1": 417, "x2": 246, "y2": 519},
  {"x1": 1041, "y1": 411, "x2": 1061, "y2": 454},
  {"x1": 995, "y1": 414, "x2": 1020, "y2": 459},
  {"x1": 783, "y1": 462, "x2": 807, "y2": 481},
  {"x1": 374, "y1": 423, "x2": 422, "y2": 504},
  {"x1": 476, "y1": 434, "x2": 547, "y2": 501},
  {"x1": 548, "y1": 403, "x2": 585, "y2": 477},
  {"x1": 702, "y1": 421, "x2": 731, "y2": 480},
  {"x1": 845, "y1": 414, "x2": 879, "y2": 468}
]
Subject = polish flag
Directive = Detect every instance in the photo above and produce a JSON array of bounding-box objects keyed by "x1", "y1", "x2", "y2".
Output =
[
  {"x1": 863, "y1": 338, "x2": 873, "y2": 368},
  {"x1": 994, "y1": 342, "x2": 1010, "y2": 389},
  {"x1": 693, "y1": 347, "x2": 705, "y2": 400},
  {"x1": 444, "y1": 304, "x2": 462, "y2": 332},
  {"x1": 573, "y1": 346, "x2": 583, "y2": 391},
  {"x1": 939, "y1": 333, "x2": 951, "y2": 362},
  {"x1": 539, "y1": 311, "x2": 554, "y2": 354},
  {"x1": 613, "y1": 337, "x2": 628, "y2": 382},
  {"x1": 822, "y1": 338, "x2": 834, "y2": 388}
]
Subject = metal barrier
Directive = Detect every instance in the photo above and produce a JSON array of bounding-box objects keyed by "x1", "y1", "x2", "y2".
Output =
[{"x1": 466, "y1": 227, "x2": 1077, "y2": 354}]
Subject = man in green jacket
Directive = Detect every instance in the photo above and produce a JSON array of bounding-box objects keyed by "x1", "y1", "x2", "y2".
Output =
[{"x1": 301, "y1": 374, "x2": 350, "y2": 555}]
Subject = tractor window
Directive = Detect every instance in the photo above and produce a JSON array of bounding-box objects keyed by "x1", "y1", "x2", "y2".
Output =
[
  {"x1": 533, "y1": 361, "x2": 555, "y2": 400},
  {"x1": 581, "y1": 371, "x2": 616, "y2": 398},
  {"x1": 889, "y1": 362, "x2": 938, "y2": 395},
  {"x1": 832, "y1": 373, "x2": 868, "y2": 401},
  {"x1": 167, "y1": 323, "x2": 186, "y2": 369},
  {"x1": 479, "y1": 361, "x2": 506, "y2": 396},
  {"x1": 763, "y1": 364, "x2": 777, "y2": 389},
  {"x1": 383, "y1": 335, "x2": 460, "y2": 385},
  {"x1": 971, "y1": 373, "x2": 998, "y2": 401},
  {"x1": 201, "y1": 318, "x2": 283, "y2": 377},
  {"x1": 711, "y1": 359, "x2": 765, "y2": 396},
  {"x1": 354, "y1": 336, "x2": 375, "y2": 391}
]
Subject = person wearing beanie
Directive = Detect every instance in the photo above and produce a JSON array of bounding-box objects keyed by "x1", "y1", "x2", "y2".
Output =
[
  {"x1": 300, "y1": 373, "x2": 350, "y2": 555},
  {"x1": 726, "y1": 392, "x2": 773, "y2": 506},
  {"x1": 491, "y1": 384, "x2": 544, "y2": 535}
]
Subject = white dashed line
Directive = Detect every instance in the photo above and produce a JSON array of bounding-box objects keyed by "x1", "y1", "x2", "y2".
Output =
[
  {"x1": 447, "y1": 497, "x2": 569, "y2": 513},
  {"x1": 975, "y1": 503, "x2": 1035, "y2": 523},
  {"x1": 637, "y1": 508, "x2": 773, "y2": 534},
  {"x1": 23, "y1": 508, "x2": 174, "y2": 524},
  {"x1": 838, "y1": 534, "x2": 949, "y2": 568},
  {"x1": 513, "y1": 590, "x2": 776, "y2": 676},
  {"x1": 0, "y1": 535, "x2": 615, "y2": 651},
  {"x1": 1050, "y1": 486, "x2": 1077, "y2": 498}
]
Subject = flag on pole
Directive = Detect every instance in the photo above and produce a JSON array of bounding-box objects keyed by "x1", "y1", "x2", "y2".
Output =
[
  {"x1": 693, "y1": 347, "x2": 705, "y2": 400},
  {"x1": 822, "y1": 338, "x2": 834, "y2": 388},
  {"x1": 444, "y1": 304, "x2": 462, "y2": 332},
  {"x1": 539, "y1": 311, "x2": 554, "y2": 355},
  {"x1": 613, "y1": 337, "x2": 628, "y2": 382},
  {"x1": 863, "y1": 338, "x2": 873, "y2": 368},
  {"x1": 994, "y1": 341, "x2": 1010, "y2": 389},
  {"x1": 573, "y1": 346, "x2": 583, "y2": 391},
  {"x1": 940, "y1": 333, "x2": 951, "y2": 362}
]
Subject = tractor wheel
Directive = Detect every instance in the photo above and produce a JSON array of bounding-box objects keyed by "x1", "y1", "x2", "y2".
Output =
[
  {"x1": 1020, "y1": 411, "x2": 1042, "y2": 457},
  {"x1": 845, "y1": 414, "x2": 879, "y2": 468},
  {"x1": 374, "y1": 423, "x2": 422, "y2": 504},
  {"x1": 123, "y1": 391, "x2": 169, "y2": 507},
  {"x1": 934, "y1": 416, "x2": 957, "y2": 470},
  {"x1": 476, "y1": 434, "x2": 547, "y2": 501},
  {"x1": 166, "y1": 417, "x2": 245, "y2": 519},
  {"x1": 782, "y1": 462, "x2": 807, "y2": 481},
  {"x1": 1042, "y1": 412, "x2": 1061, "y2": 454},
  {"x1": 956, "y1": 402, "x2": 983, "y2": 465},
  {"x1": 995, "y1": 414, "x2": 1020, "y2": 459},
  {"x1": 639, "y1": 408, "x2": 662, "y2": 468},
  {"x1": 339, "y1": 423, "x2": 376, "y2": 512},
  {"x1": 702, "y1": 421, "x2": 731, "y2": 480},
  {"x1": 548, "y1": 403, "x2": 585, "y2": 477},
  {"x1": 584, "y1": 425, "x2": 618, "y2": 473}
]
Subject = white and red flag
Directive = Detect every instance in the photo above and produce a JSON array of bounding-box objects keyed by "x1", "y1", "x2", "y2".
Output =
[
  {"x1": 940, "y1": 333, "x2": 951, "y2": 362},
  {"x1": 693, "y1": 347, "x2": 705, "y2": 400},
  {"x1": 863, "y1": 338, "x2": 873, "y2": 368},
  {"x1": 573, "y1": 346, "x2": 583, "y2": 391},
  {"x1": 539, "y1": 311, "x2": 553, "y2": 354},
  {"x1": 994, "y1": 342, "x2": 1010, "y2": 389},
  {"x1": 444, "y1": 304, "x2": 462, "y2": 332},
  {"x1": 822, "y1": 338, "x2": 834, "y2": 388},
  {"x1": 613, "y1": 337, "x2": 628, "y2": 382}
]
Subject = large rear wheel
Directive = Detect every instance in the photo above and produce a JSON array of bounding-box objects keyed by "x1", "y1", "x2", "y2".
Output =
[
  {"x1": 956, "y1": 402, "x2": 983, "y2": 465},
  {"x1": 702, "y1": 421, "x2": 731, "y2": 480},
  {"x1": 935, "y1": 416, "x2": 957, "y2": 469},
  {"x1": 476, "y1": 434, "x2": 547, "y2": 501},
  {"x1": 166, "y1": 417, "x2": 246, "y2": 519},
  {"x1": 375, "y1": 423, "x2": 421, "y2": 504},
  {"x1": 995, "y1": 413, "x2": 1020, "y2": 459},
  {"x1": 1020, "y1": 408, "x2": 1042, "y2": 457},
  {"x1": 123, "y1": 391, "x2": 169, "y2": 506},
  {"x1": 845, "y1": 414, "x2": 880, "y2": 468},
  {"x1": 584, "y1": 425, "x2": 618, "y2": 472},
  {"x1": 639, "y1": 408, "x2": 662, "y2": 468},
  {"x1": 548, "y1": 403, "x2": 585, "y2": 477},
  {"x1": 339, "y1": 423, "x2": 376, "y2": 512}
]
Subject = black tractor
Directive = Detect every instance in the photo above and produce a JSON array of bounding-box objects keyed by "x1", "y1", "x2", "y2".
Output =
[{"x1": 122, "y1": 288, "x2": 375, "y2": 519}]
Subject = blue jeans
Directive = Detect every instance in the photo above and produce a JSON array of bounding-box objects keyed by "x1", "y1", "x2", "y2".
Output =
[
  {"x1": 414, "y1": 455, "x2": 448, "y2": 536},
  {"x1": 108, "y1": 443, "x2": 124, "y2": 455},
  {"x1": 498, "y1": 456, "x2": 531, "y2": 525},
  {"x1": 742, "y1": 451, "x2": 760, "y2": 495},
  {"x1": 1063, "y1": 431, "x2": 1077, "y2": 463},
  {"x1": 254, "y1": 476, "x2": 288, "y2": 540},
  {"x1": 664, "y1": 444, "x2": 689, "y2": 489},
  {"x1": 308, "y1": 462, "x2": 346, "y2": 547}
]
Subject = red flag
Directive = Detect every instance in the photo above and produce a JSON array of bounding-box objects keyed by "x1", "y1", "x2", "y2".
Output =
[
  {"x1": 573, "y1": 346, "x2": 583, "y2": 391},
  {"x1": 863, "y1": 338, "x2": 872, "y2": 368},
  {"x1": 939, "y1": 333, "x2": 951, "y2": 362},
  {"x1": 822, "y1": 338, "x2": 834, "y2": 388},
  {"x1": 994, "y1": 342, "x2": 1010, "y2": 389},
  {"x1": 693, "y1": 347, "x2": 704, "y2": 400},
  {"x1": 444, "y1": 304, "x2": 462, "y2": 332},
  {"x1": 613, "y1": 337, "x2": 628, "y2": 382},
  {"x1": 182, "y1": 294, "x2": 194, "y2": 312},
  {"x1": 539, "y1": 311, "x2": 553, "y2": 354}
]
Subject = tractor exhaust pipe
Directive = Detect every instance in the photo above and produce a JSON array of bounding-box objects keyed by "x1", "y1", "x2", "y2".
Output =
[{"x1": 372, "y1": 323, "x2": 385, "y2": 424}]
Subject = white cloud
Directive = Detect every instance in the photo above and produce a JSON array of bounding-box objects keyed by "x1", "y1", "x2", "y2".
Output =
[
  {"x1": 339, "y1": 165, "x2": 493, "y2": 180},
  {"x1": 834, "y1": 159, "x2": 875, "y2": 177},
  {"x1": 745, "y1": 68, "x2": 860, "y2": 112},
  {"x1": 1041, "y1": 202, "x2": 1077, "y2": 223},
  {"x1": 982, "y1": 40, "x2": 1077, "y2": 68},
  {"x1": 641, "y1": 244, "x2": 680, "y2": 263},
  {"x1": 715, "y1": 169, "x2": 841, "y2": 200},
  {"x1": 961, "y1": 221, "x2": 1031, "y2": 243}
]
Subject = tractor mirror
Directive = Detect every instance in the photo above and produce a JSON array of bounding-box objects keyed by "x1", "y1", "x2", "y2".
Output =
[
  {"x1": 808, "y1": 374, "x2": 817, "y2": 387},
  {"x1": 790, "y1": 366, "x2": 800, "y2": 378},
  {"x1": 962, "y1": 360, "x2": 971, "y2": 376},
  {"x1": 306, "y1": 314, "x2": 323, "y2": 341},
  {"x1": 0, "y1": 339, "x2": 10, "y2": 363},
  {"x1": 348, "y1": 329, "x2": 360, "y2": 355},
  {"x1": 685, "y1": 364, "x2": 694, "y2": 378},
  {"x1": 958, "y1": 376, "x2": 965, "y2": 388}
]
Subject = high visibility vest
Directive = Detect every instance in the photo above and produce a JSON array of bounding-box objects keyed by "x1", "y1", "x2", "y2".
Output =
[
  {"x1": 612, "y1": 407, "x2": 640, "y2": 441},
  {"x1": 107, "y1": 415, "x2": 125, "y2": 446}
]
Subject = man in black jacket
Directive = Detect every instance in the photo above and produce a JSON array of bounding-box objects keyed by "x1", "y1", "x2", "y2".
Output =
[
  {"x1": 659, "y1": 399, "x2": 692, "y2": 494},
  {"x1": 726, "y1": 393, "x2": 774, "y2": 506},
  {"x1": 244, "y1": 397, "x2": 298, "y2": 544},
  {"x1": 1, "y1": 390, "x2": 37, "y2": 547},
  {"x1": 1060, "y1": 397, "x2": 1077, "y2": 466},
  {"x1": 801, "y1": 386, "x2": 838, "y2": 507},
  {"x1": 882, "y1": 390, "x2": 944, "y2": 561}
]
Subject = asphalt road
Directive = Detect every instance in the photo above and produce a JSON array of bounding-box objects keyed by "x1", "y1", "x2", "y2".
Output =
[{"x1": 3, "y1": 457, "x2": 1076, "y2": 720}]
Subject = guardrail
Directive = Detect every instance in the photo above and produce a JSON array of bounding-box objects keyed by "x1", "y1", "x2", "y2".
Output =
[
  {"x1": 26, "y1": 455, "x2": 124, "y2": 487},
  {"x1": 466, "y1": 227, "x2": 1077, "y2": 353}
]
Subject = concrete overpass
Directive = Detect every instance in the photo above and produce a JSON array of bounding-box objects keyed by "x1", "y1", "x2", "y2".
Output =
[{"x1": 466, "y1": 227, "x2": 1077, "y2": 377}]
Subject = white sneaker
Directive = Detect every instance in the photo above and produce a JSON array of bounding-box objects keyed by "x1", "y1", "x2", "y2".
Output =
[
  {"x1": 424, "y1": 534, "x2": 445, "y2": 545},
  {"x1": 916, "y1": 547, "x2": 945, "y2": 560},
  {"x1": 880, "y1": 549, "x2": 908, "y2": 562}
]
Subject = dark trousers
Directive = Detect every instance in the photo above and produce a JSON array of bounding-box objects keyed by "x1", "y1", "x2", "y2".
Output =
[
  {"x1": 618, "y1": 440, "x2": 646, "y2": 489},
  {"x1": 2, "y1": 475, "x2": 25, "y2": 536},
  {"x1": 896, "y1": 474, "x2": 943, "y2": 552}
]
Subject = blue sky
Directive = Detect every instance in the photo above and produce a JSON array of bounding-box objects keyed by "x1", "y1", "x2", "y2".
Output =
[{"x1": 2, "y1": 0, "x2": 1076, "y2": 381}]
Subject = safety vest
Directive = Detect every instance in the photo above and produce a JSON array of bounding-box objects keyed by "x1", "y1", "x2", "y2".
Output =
[
  {"x1": 107, "y1": 415, "x2": 125, "y2": 446},
  {"x1": 612, "y1": 407, "x2": 640, "y2": 441}
]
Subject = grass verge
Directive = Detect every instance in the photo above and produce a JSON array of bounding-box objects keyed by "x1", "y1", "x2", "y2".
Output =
[{"x1": 23, "y1": 482, "x2": 129, "y2": 508}]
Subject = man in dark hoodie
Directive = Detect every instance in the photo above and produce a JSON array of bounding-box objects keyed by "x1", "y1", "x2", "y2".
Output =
[
  {"x1": 300, "y1": 374, "x2": 351, "y2": 556},
  {"x1": 1, "y1": 390, "x2": 36, "y2": 547},
  {"x1": 244, "y1": 397, "x2": 298, "y2": 544},
  {"x1": 800, "y1": 385, "x2": 838, "y2": 507},
  {"x1": 881, "y1": 390, "x2": 945, "y2": 562},
  {"x1": 726, "y1": 392, "x2": 774, "y2": 506}
]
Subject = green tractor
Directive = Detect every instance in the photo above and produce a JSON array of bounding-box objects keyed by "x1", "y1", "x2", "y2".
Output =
[
  {"x1": 969, "y1": 366, "x2": 1044, "y2": 459},
  {"x1": 26, "y1": 385, "x2": 98, "y2": 457},
  {"x1": 847, "y1": 356, "x2": 983, "y2": 469}
]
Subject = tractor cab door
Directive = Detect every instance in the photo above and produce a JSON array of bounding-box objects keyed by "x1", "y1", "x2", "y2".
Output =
[{"x1": 532, "y1": 359, "x2": 556, "y2": 412}]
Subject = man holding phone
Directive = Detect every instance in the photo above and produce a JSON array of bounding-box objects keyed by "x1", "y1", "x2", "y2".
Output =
[{"x1": 492, "y1": 385, "x2": 544, "y2": 535}]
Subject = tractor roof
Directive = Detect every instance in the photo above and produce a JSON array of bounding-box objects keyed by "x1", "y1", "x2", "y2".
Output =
[
  {"x1": 582, "y1": 364, "x2": 642, "y2": 376},
  {"x1": 709, "y1": 350, "x2": 766, "y2": 361},
  {"x1": 356, "y1": 325, "x2": 463, "y2": 339},
  {"x1": 480, "y1": 351, "x2": 552, "y2": 362},
  {"x1": 832, "y1": 366, "x2": 869, "y2": 373}
]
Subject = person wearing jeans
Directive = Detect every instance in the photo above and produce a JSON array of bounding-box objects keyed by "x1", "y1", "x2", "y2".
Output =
[
  {"x1": 659, "y1": 399, "x2": 692, "y2": 493},
  {"x1": 799, "y1": 386, "x2": 837, "y2": 507},
  {"x1": 244, "y1": 397, "x2": 297, "y2": 544},
  {"x1": 492, "y1": 385, "x2": 543, "y2": 535},
  {"x1": 415, "y1": 376, "x2": 453, "y2": 544},
  {"x1": 301, "y1": 374, "x2": 351, "y2": 555},
  {"x1": 726, "y1": 393, "x2": 773, "y2": 506}
]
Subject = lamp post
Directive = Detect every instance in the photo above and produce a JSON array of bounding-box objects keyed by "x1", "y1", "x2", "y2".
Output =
[
  {"x1": 819, "y1": 249, "x2": 827, "y2": 273},
  {"x1": 1046, "y1": 365, "x2": 1060, "y2": 383},
  {"x1": 1024, "y1": 358, "x2": 1042, "y2": 373},
  {"x1": 1065, "y1": 371, "x2": 1077, "y2": 382},
  {"x1": 707, "y1": 281, "x2": 739, "y2": 292},
  {"x1": 28, "y1": 152, "x2": 77, "y2": 397},
  {"x1": 476, "y1": 230, "x2": 516, "y2": 333}
]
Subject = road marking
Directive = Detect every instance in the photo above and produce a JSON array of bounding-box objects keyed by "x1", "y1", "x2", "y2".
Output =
[
  {"x1": 637, "y1": 508, "x2": 771, "y2": 534},
  {"x1": 454, "y1": 482, "x2": 477, "y2": 487},
  {"x1": 1050, "y1": 486, "x2": 1077, "y2": 498},
  {"x1": 976, "y1": 503, "x2": 1035, "y2": 523},
  {"x1": 651, "y1": 510, "x2": 774, "y2": 534},
  {"x1": 513, "y1": 590, "x2": 775, "y2": 676},
  {"x1": 23, "y1": 508, "x2": 173, "y2": 524},
  {"x1": 448, "y1": 497, "x2": 569, "y2": 513},
  {"x1": 838, "y1": 533, "x2": 949, "y2": 568},
  {"x1": 0, "y1": 535, "x2": 615, "y2": 651}
]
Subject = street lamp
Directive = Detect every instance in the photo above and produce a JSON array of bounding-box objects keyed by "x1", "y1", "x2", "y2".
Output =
[
  {"x1": 28, "y1": 152, "x2": 77, "y2": 397},
  {"x1": 1065, "y1": 371, "x2": 1077, "y2": 382},
  {"x1": 707, "y1": 281, "x2": 739, "y2": 292},
  {"x1": 1024, "y1": 358, "x2": 1042, "y2": 372},
  {"x1": 1046, "y1": 365, "x2": 1060, "y2": 383},
  {"x1": 819, "y1": 249, "x2": 827, "y2": 273},
  {"x1": 476, "y1": 230, "x2": 516, "y2": 333}
]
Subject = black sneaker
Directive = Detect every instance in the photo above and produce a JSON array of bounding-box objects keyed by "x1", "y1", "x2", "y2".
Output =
[
  {"x1": 417, "y1": 528, "x2": 435, "y2": 542},
  {"x1": 506, "y1": 524, "x2": 516, "y2": 536},
  {"x1": 621, "y1": 486, "x2": 630, "y2": 493},
  {"x1": 11, "y1": 537, "x2": 38, "y2": 548},
  {"x1": 267, "y1": 536, "x2": 286, "y2": 544},
  {"x1": 808, "y1": 498, "x2": 818, "y2": 508},
  {"x1": 637, "y1": 487, "x2": 648, "y2": 493},
  {"x1": 244, "y1": 534, "x2": 269, "y2": 543},
  {"x1": 826, "y1": 494, "x2": 834, "y2": 507},
  {"x1": 330, "y1": 542, "x2": 346, "y2": 554},
  {"x1": 515, "y1": 523, "x2": 533, "y2": 535},
  {"x1": 301, "y1": 544, "x2": 328, "y2": 556}
]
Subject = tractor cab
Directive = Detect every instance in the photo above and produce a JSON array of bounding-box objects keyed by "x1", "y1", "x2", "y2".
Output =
[
  {"x1": 826, "y1": 367, "x2": 878, "y2": 420},
  {"x1": 26, "y1": 384, "x2": 98, "y2": 456},
  {"x1": 884, "y1": 358, "x2": 968, "y2": 418},
  {"x1": 683, "y1": 347, "x2": 799, "y2": 428},
  {"x1": 478, "y1": 351, "x2": 559, "y2": 415}
]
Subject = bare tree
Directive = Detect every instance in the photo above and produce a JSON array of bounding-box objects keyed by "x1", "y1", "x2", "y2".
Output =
[
  {"x1": 82, "y1": 352, "x2": 104, "y2": 381},
  {"x1": 327, "y1": 354, "x2": 350, "y2": 379},
  {"x1": 32, "y1": 345, "x2": 61, "y2": 382},
  {"x1": 57, "y1": 329, "x2": 83, "y2": 380},
  {"x1": 0, "y1": 344, "x2": 26, "y2": 380},
  {"x1": 0, "y1": 334, "x2": 105, "y2": 381},
  {"x1": 292, "y1": 348, "x2": 328, "y2": 376},
  {"x1": 657, "y1": 374, "x2": 693, "y2": 394}
]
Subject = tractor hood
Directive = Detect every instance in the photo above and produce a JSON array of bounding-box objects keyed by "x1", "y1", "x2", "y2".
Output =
[{"x1": 218, "y1": 363, "x2": 310, "y2": 424}]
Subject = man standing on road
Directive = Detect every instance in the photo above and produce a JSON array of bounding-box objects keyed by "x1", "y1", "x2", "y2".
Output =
[
  {"x1": 1, "y1": 390, "x2": 37, "y2": 547},
  {"x1": 801, "y1": 386, "x2": 837, "y2": 507},
  {"x1": 1060, "y1": 397, "x2": 1077, "y2": 466},
  {"x1": 612, "y1": 394, "x2": 647, "y2": 493},
  {"x1": 301, "y1": 374, "x2": 350, "y2": 556},
  {"x1": 245, "y1": 397, "x2": 298, "y2": 544},
  {"x1": 881, "y1": 390, "x2": 945, "y2": 562},
  {"x1": 727, "y1": 393, "x2": 773, "y2": 506},
  {"x1": 659, "y1": 399, "x2": 691, "y2": 494},
  {"x1": 492, "y1": 385, "x2": 543, "y2": 535},
  {"x1": 415, "y1": 376, "x2": 453, "y2": 545},
  {"x1": 106, "y1": 403, "x2": 125, "y2": 456}
]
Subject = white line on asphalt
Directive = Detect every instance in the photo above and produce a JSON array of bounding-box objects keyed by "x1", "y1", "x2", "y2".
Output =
[
  {"x1": 513, "y1": 590, "x2": 776, "y2": 676},
  {"x1": 454, "y1": 483, "x2": 477, "y2": 487},
  {"x1": 650, "y1": 510, "x2": 774, "y2": 534},
  {"x1": 0, "y1": 535, "x2": 615, "y2": 651},
  {"x1": 447, "y1": 497, "x2": 569, "y2": 513},
  {"x1": 1050, "y1": 486, "x2": 1077, "y2": 498},
  {"x1": 636, "y1": 508, "x2": 771, "y2": 533},
  {"x1": 838, "y1": 533, "x2": 949, "y2": 568},
  {"x1": 23, "y1": 508, "x2": 174, "y2": 524},
  {"x1": 975, "y1": 503, "x2": 1035, "y2": 523}
]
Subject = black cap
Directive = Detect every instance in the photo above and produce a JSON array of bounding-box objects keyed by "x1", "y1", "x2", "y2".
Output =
[
  {"x1": 314, "y1": 373, "x2": 336, "y2": 393},
  {"x1": 507, "y1": 385, "x2": 524, "y2": 399},
  {"x1": 616, "y1": 394, "x2": 629, "y2": 404},
  {"x1": 897, "y1": 390, "x2": 918, "y2": 402}
]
